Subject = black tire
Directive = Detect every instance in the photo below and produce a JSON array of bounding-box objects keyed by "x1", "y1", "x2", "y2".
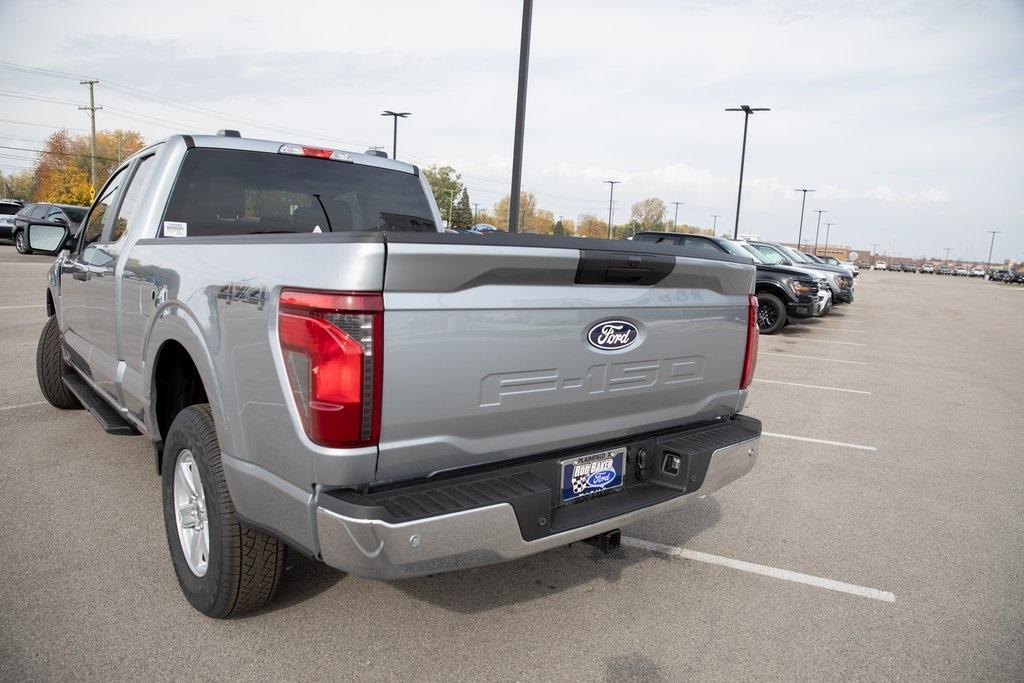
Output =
[
  {"x1": 162, "y1": 404, "x2": 285, "y2": 618},
  {"x1": 14, "y1": 229, "x2": 31, "y2": 254},
  {"x1": 36, "y1": 316, "x2": 82, "y2": 409},
  {"x1": 755, "y1": 292, "x2": 786, "y2": 335}
]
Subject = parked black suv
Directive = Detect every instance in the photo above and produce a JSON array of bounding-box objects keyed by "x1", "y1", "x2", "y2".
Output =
[
  {"x1": 10, "y1": 202, "x2": 87, "y2": 254},
  {"x1": 632, "y1": 232, "x2": 823, "y2": 334}
]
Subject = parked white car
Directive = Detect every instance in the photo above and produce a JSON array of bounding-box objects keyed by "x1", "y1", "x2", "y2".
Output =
[
  {"x1": 921, "y1": 264, "x2": 935, "y2": 274},
  {"x1": 875, "y1": 261, "x2": 888, "y2": 270},
  {"x1": 971, "y1": 267, "x2": 986, "y2": 277}
]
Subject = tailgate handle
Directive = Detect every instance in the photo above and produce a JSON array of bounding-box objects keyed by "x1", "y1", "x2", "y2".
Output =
[{"x1": 575, "y1": 250, "x2": 674, "y2": 286}]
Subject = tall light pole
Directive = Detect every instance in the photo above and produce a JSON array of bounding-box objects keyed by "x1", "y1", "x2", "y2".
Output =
[
  {"x1": 725, "y1": 105, "x2": 769, "y2": 239},
  {"x1": 380, "y1": 111, "x2": 411, "y2": 160},
  {"x1": 823, "y1": 222, "x2": 834, "y2": 255},
  {"x1": 711, "y1": 214, "x2": 720, "y2": 232},
  {"x1": 943, "y1": 247, "x2": 953, "y2": 265},
  {"x1": 812, "y1": 209, "x2": 828, "y2": 255},
  {"x1": 79, "y1": 79, "x2": 101, "y2": 194},
  {"x1": 986, "y1": 230, "x2": 1001, "y2": 271},
  {"x1": 507, "y1": 0, "x2": 534, "y2": 233},
  {"x1": 604, "y1": 180, "x2": 619, "y2": 239},
  {"x1": 871, "y1": 243, "x2": 880, "y2": 258},
  {"x1": 671, "y1": 201, "x2": 684, "y2": 231},
  {"x1": 794, "y1": 188, "x2": 814, "y2": 249},
  {"x1": 472, "y1": 203, "x2": 480, "y2": 223}
]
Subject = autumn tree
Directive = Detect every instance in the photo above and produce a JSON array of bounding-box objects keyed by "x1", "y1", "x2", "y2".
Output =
[
  {"x1": 492, "y1": 191, "x2": 538, "y2": 231},
  {"x1": 629, "y1": 197, "x2": 667, "y2": 232},
  {"x1": 70, "y1": 129, "x2": 146, "y2": 185},
  {"x1": 0, "y1": 169, "x2": 35, "y2": 201},
  {"x1": 576, "y1": 213, "x2": 608, "y2": 238}
]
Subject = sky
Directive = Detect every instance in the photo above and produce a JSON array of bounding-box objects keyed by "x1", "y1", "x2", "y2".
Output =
[{"x1": 1, "y1": 0, "x2": 1022, "y2": 262}]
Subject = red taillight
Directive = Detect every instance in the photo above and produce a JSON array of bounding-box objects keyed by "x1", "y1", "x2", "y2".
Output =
[
  {"x1": 278, "y1": 289, "x2": 383, "y2": 448},
  {"x1": 739, "y1": 294, "x2": 759, "y2": 390}
]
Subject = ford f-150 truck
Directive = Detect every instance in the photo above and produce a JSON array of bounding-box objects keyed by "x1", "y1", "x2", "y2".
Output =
[{"x1": 27, "y1": 133, "x2": 762, "y2": 618}]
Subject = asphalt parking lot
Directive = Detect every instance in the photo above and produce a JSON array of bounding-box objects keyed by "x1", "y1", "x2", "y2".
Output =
[{"x1": 1, "y1": 247, "x2": 1022, "y2": 680}]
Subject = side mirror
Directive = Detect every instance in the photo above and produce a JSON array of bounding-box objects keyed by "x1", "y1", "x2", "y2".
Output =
[
  {"x1": 27, "y1": 222, "x2": 71, "y2": 254},
  {"x1": 782, "y1": 259, "x2": 793, "y2": 266}
]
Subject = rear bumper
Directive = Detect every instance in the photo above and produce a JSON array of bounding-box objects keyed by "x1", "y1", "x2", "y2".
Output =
[{"x1": 315, "y1": 416, "x2": 760, "y2": 579}]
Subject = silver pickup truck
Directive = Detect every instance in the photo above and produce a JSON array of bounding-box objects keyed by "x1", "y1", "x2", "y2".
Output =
[{"x1": 27, "y1": 132, "x2": 762, "y2": 618}]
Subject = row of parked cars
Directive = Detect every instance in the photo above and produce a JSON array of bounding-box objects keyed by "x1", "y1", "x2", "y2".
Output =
[
  {"x1": 631, "y1": 232, "x2": 856, "y2": 334},
  {"x1": 0, "y1": 198, "x2": 87, "y2": 254},
  {"x1": 872, "y1": 259, "x2": 1021, "y2": 280}
]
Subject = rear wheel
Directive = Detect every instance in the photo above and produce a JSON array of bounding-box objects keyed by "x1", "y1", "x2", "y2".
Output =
[
  {"x1": 36, "y1": 316, "x2": 81, "y2": 410},
  {"x1": 755, "y1": 293, "x2": 786, "y2": 334},
  {"x1": 14, "y1": 229, "x2": 31, "y2": 254},
  {"x1": 162, "y1": 404, "x2": 285, "y2": 618}
]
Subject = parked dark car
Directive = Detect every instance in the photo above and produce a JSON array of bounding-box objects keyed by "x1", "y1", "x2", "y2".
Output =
[
  {"x1": 0, "y1": 198, "x2": 23, "y2": 242},
  {"x1": 632, "y1": 232, "x2": 825, "y2": 333},
  {"x1": 11, "y1": 203, "x2": 88, "y2": 254},
  {"x1": 904, "y1": 263, "x2": 918, "y2": 273},
  {"x1": 890, "y1": 263, "x2": 903, "y2": 272},
  {"x1": 938, "y1": 267, "x2": 953, "y2": 275},
  {"x1": 990, "y1": 270, "x2": 1012, "y2": 282}
]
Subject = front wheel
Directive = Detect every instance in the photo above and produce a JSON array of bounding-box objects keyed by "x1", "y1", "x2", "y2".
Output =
[
  {"x1": 755, "y1": 293, "x2": 786, "y2": 334},
  {"x1": 162, "y1": 404, "x2": 285, "y2": 618},
  {"x1": 14, "y1": 229, "x2": 31, "y2": 254},
  {"x1": 36, "y1": 316, "x2": 82, "y2": 409}
]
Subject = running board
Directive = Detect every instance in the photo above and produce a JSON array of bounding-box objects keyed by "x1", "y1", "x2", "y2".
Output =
[{"x1": 62, "y1": 373, "x2": 140, "y2": 436}]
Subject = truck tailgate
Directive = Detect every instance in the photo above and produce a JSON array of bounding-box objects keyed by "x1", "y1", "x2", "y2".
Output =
[{"x1": 377, "y1": 238, "x2": 755, "y2": 480}]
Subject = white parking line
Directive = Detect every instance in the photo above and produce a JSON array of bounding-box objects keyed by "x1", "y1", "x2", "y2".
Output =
[
  {"x1": 0, "y1": 305, "x2": 45, "y2": 310},
  {"x1": 763, "y1": 431, "x2": 877, "y2": 452},
  {"x1": 621, "y1": 537, "x2": 896, "y2": 603},
  {"x1": 758, "y1": 352, "x2": 868, "y2": 366},
  {"x1": 776, "y1": 338, "x2": 866, "y2": 347},
  {"x1": 754, "y1": 379, "x2": 871, "y2": 395},
  {"x1": 0, "y1": 400, "x2": 47, "y2": 412}
]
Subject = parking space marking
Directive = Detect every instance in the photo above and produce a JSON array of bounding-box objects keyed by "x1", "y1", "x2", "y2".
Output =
[
  {"x1": 776, "y1": 338, "x2": 866, "y2": 347},
  {"x1": 0, "y1": 305, "x2": 46, "y2": 310},
  {"x1": 753, "y1": 379, "x2": 871, "y2": 395},
  {"x1": 0, "y1": 400, "x2": 47, "y2": 412},
  {"x1": 763, "y1": 431, "x2": 877, "y2": 452},
  {"x1": 758, "y1": 352, "x2": 868, "y2": 366},
  {"x1": 621, "y1": 537, "x2": 896, "y2": 603}
]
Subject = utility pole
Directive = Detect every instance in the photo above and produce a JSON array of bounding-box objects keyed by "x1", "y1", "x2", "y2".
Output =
[
  {"x1": 823, "y1": 222, "x2": 834, "y2": 255},
  {"x1": 986, "y1": 230, "x2": 1000, "y2": 271},
  {"x1": 812, "y1": 209, "x2": 828, "y2": 255},
  {"x1": 794, "y1": 188, "x2": 814, "y2": 249},
  {"x1": 871, "y1": 243, "x2": 880, "y2": 259},
  {"x1": 79, "y1": 79, "x2": 101, "y2": 194},
  {"x1": 943, "y1": 247, "x2": 953, "y2": 265},
  {"x1": 725, "y1": 105, "x2": 769, "y2": 239},
  {"x1": 671, "y1": 201, "x2": 683, "y2": 231},
  {"x1": 711, "y1": 214, "x2": 720, "y2": 232},
  {"x1": 447, "y1": 189, "x2": 456, "y2": 227},
  {"x1": 604, "y1": 180, "x2": 619, "y2": 239},
  {"x1": 472, "y1": 203, "x2": 480, "y2": 223},
  {"x1": 507, "y1": 0, "x2": 533, "y2": 233},
  {"x1": 380, "y1": 111, "x2": 411, "y2": 160}
]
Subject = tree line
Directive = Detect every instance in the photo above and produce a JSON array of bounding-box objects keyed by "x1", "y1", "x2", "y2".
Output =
[
  {"x1": 1, "y1": 129, "x2": 146, "y2": 205},
  {"x1": 422, "y1": 164, "x2": 714, "y2": 238}
]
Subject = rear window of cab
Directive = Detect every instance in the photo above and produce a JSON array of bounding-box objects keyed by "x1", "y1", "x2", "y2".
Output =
[{"x1": 161, "y1": 148, "x2": 436, "y2": 237}]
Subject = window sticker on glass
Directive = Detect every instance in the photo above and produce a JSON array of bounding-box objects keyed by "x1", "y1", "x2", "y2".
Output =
[{"x1": 163, "y1": 221, "x2": 187, "y2": 237}]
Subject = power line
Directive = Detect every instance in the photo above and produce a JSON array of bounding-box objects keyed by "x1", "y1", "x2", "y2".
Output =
[
  {"x1": 0, "y1": 118, "x2": 90, "y2": 133},
  {"x1": 0, "y1": 144, "x2": 119, "y2": 162}
]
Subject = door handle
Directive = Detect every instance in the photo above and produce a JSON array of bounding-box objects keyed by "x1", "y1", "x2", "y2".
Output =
[{"x1": 72, "y1": 271, "x2": 90, "y2": 282}]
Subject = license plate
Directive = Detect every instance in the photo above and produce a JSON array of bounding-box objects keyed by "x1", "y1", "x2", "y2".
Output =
[{"x1": 560, "y1": 447, "x2": 626, "y2": 504}]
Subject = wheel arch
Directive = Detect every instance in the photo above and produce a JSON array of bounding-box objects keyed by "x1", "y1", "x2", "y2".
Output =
[{"x1": 145, "y1": 309, "x2": 235, "y2": 474}]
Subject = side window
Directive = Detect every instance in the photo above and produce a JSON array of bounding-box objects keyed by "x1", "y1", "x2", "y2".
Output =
[
  {"x1": 45, "y1": 206, "x2": 65, "y2": 223},
  {"x1": 79, "y1": 165, "x2": 129, "y2": 248},
  {"x1": 753, "y1": 245, "x2": 785, "y2": 265},
  {"x1": 29, "y1": 205, "x2": 48, "y2": 219},
  {"x1": 108, "y1": 155, "x2": 155, "y2": 242}
]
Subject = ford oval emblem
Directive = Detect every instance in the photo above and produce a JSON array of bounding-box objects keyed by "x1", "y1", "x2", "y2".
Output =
[
  {"x1": 586, "y1": 469, "x2": 617, "y2": 488},
  {"x1": 587, "y1": 319, "x2": 639, "y2": 351}
]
